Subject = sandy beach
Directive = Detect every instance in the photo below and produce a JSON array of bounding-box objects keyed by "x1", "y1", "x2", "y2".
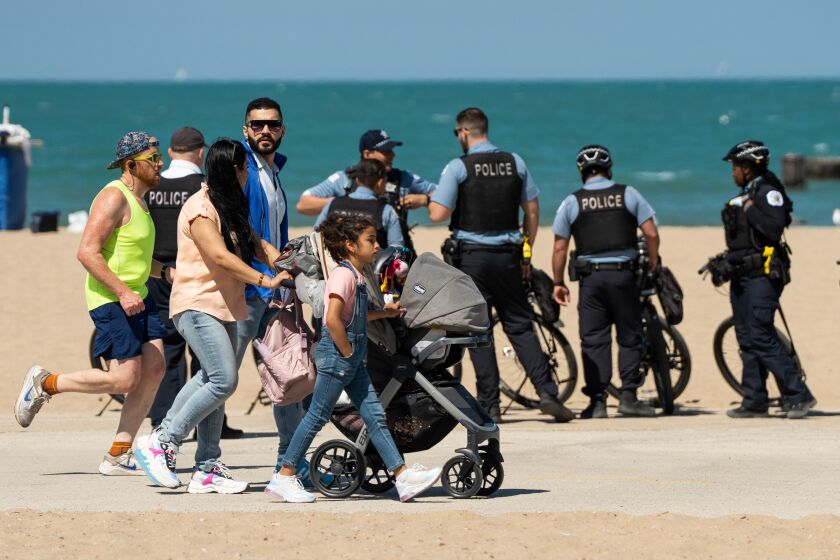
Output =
[{"x1": 2, "y1": 225, "x2": 840, "y2": 559}]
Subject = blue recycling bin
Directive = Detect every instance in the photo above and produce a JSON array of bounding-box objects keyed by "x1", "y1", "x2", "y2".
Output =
[{"x1": 0, "y1": 145, "x2": 28, "y2": 230}]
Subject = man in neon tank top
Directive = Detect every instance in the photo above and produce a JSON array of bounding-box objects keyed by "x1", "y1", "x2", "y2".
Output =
[{"x1": 14, "y1": 131, "x2": 169, "y2": 477}]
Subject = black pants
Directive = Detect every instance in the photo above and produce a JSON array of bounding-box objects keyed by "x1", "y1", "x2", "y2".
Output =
[
  {"x1": 730, "y1": 275, "x2": 812, "y2": 411},
  {"x1": 578, "y1": 269, "x2": 643, "y2": 400},
  {"x1": 146, "y1": 275, "x2": 201, "y2": 426},
  {"x1": 458, "y1": 248, "x2": 557, "y2": 411}
]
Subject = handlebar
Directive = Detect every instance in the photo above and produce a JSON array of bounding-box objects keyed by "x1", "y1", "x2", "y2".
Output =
[{"x1": 280, "y1": 279, "x2": 296, "y2": 289}]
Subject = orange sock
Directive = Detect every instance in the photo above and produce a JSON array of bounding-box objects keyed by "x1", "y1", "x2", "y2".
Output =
[
  {"x1": 42, "y1": 374, "x2": 60, "y2": 395},
  {"x1": 109, "y1": 441, "x2": 132, "y2": 457}
]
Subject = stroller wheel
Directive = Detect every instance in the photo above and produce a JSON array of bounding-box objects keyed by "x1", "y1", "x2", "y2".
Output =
[
  {"x1": 477, "y1": 451, "x2": 504, "y2": 497},
  {"x1": 310, "y1": 440, "x2": 366, "y2": 498},
  {"x1": 441, "y1": 455, "x2": 483, "y2": 499},
  {"x1": 362, "y1": 455, "x2": 395, "y2": 494}
]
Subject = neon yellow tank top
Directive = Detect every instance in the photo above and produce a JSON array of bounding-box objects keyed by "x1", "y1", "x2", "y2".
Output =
[{"x1": 85, "y1": 180, "x2": 155, "y2": 311}]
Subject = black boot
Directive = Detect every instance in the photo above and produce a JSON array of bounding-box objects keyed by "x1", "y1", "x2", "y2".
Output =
[
  {"x1": 539, "y1": 393, "x2": 575, "y2": 423},
  {"x1": 617, "y1": 391, "x2": 656, "y2": 417},
  {"x1": 580, "y1": 398, "x2": 608, "y2": 419}
]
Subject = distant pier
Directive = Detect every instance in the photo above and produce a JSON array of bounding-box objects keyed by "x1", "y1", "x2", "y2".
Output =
[{"x1": 782, "y1": 154, "x2": 840, "y2": 188}]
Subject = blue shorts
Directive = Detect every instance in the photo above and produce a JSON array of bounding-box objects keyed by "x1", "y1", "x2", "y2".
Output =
[{"x1": 89, "y1": 296, "x2": 166, "y2": 361}]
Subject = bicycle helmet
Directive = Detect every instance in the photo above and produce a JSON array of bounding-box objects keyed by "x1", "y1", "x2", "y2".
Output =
[
  {"x1": 576, "y1": 144, "x2": 612, "y2": 173},
  {"x1": 722, "y1": 140, "x2": 770, "y2": 167}
]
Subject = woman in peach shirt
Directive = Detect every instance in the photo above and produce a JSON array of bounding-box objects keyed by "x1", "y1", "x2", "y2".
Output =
[{"x1": 136, "y1": 139, "x2": 287, "y2": 494}]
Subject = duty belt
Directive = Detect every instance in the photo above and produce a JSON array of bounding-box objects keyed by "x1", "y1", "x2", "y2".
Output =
[
  {"x1": 584, "y1": 261, "x2": 637, "y2": 272},
  {"x1": 461, "y1": 243, "x2": 520, "y2": 253}
]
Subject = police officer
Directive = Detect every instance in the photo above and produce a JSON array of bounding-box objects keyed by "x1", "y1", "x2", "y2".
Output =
[
  {"x1": 144, "y1": 126, "x2": 242, "y2": 437},
  {"x1": 314, "y1": 158, "x2": 404, "y2": 248},
  {"x1": 296, "y1": 129, "x2": 436, "y2": 253},
  {"x1": 427, "y1": 107, "x2": 574, "y2": 424},
  {"x1": 720, "y1": 140, "x2": 816, "y2": 419},
  {"x1": 552, "y1": 145, "x2": 659, "y2": 419}
]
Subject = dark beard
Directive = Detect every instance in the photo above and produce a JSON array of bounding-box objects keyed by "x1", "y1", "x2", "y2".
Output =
[{"x1": 247, "y1": 135, "x2": 279, "y2": 156}]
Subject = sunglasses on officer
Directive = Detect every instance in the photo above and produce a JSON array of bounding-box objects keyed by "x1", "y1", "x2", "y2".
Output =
[
  {"x1": 453, "y1": 127, "x2": 470, "y2": 137},
  {"x1": 247, "y1": 120, "x2": 284, "y2": 134}
]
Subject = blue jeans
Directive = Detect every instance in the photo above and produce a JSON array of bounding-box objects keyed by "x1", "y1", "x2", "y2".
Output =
[
  {"x1": 161, "y1": 310, "x2": 239, "y2": 472},
  {"x1": 282, "y1": 337, "x2": 404, "y2": 473},
  {"x1": 234, "y1": 295, "x2": 304, "y2": 470}
]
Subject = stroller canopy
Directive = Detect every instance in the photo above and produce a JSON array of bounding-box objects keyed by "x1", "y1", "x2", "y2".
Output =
[{"x1": 400, "y1": 253, "x2": 489, "y2": 333}]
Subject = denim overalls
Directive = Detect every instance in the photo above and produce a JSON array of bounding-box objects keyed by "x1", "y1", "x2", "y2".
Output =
[{"x1": 282, "y1": 262, "x2": 403, "y2": 472}]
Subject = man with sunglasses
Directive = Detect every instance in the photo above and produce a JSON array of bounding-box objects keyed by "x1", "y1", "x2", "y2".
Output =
[
  {"x1": 15, "y1": 131, "x2": 168, "y2": 477},
  {"x1": 427, "y1": 108, "x2": 575, "y2": 425},
  {"x1": 231, "y1": 97, "x2": 311, "y2": 487},
  {"x1": 296, "y1": 129, "x2": 436, "y2": 252}
]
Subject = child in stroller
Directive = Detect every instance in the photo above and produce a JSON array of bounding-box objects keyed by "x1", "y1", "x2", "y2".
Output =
[{"x1": 283, "y1": 226, "x2": 503, "y2": 499}]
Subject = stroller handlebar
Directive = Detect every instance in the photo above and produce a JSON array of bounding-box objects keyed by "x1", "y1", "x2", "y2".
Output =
[{"x1": 412, "y1": 332, "x2": 492, "y2": 365}]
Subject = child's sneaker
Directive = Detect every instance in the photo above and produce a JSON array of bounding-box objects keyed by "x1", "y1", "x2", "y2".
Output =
[
  {"x1": 98, "y1": 451, "x2": 144, "y2": 476},
  {"x1": 187, "y1": 461, "x2": 248, "y2": 494},
  {"x1": 264, "y1": 473, "x2": 316, "y2": 503},
  {"x1": 135, "y1": 430, "x2": 181, "y2": 488},
  {"x1": 395, "y1": 464, "x2": 441, "y2": 502}
]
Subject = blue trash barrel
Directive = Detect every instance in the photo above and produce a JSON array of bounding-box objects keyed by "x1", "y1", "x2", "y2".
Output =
[{"x1": 0, "y1": 145, "x2": 28, "y2": 230}]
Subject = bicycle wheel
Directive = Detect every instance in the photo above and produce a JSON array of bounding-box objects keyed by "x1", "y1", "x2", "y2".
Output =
[
  {"x1": 713, "y1": 316, "x2": 800, "y2": 403},
  {"x1": 607, "y1": 316, "x2": 691, "y2": 400},
  {"x1": 89, "y1": 331, "x2": 125, "y2": 405},
  {"x1": 644, "y1": 306, "x2": 674, "y2": 414},
  {"x1": 497, "y1": 313, "x2": 578, "y2": 408}
]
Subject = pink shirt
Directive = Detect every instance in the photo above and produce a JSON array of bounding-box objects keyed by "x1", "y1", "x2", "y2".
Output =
[
  {"x1": 324, "y1": 263, "x2": 364, "y2": 326},
  {"x1": 169, "y1": 186, "x2": 248, "y2": 322}
]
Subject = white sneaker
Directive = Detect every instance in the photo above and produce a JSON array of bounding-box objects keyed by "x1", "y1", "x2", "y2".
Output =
[
  {"x1": 395, "y1": 464, "x2": 441, "y2": 502},
  {"x1": 14, "y1": 365, "x2": 51, "y2": 428},
  {"x1": 264, "y1": 473, "x2": 316, "y2": 503},
  {"x1": 98, "y1": 451, "x2": 144, "y2": 476},
  {"x1": 135, "y1": 430, "x2": 181, "y2": 488},
  {"x1": 187, "y1": 461, "x2": 248, "y2": 494}
]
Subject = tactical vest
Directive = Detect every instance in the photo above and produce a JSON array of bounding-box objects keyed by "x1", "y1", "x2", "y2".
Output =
[
  {"x1": 145, "y1": 173, "x2": 204, "y2": 262},
  {"x1": 721, "y1": 178, "x2": 792, "y2": 255},
  {"x1": 570, "y1": 184, "x2": 638, "y2": 255},
  {"x1": 450, "y1": 152, "x2": 523, "y2": 233},
  {"x1": 328, "y1": 195, "x2": 389, "y2": 249}
]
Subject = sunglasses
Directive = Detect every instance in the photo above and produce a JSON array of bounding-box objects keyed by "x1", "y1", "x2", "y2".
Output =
[
  {"x1": 247, "y1": 120, "x2": 284, "y2": 134},
  {"x1": 132, "y1": 152, "x2": 164, "y2": 164},
  {"x1": 453, "y1": 127, "x2": 470, "y2": 137}
]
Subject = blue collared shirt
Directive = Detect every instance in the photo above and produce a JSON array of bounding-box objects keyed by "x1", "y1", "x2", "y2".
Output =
[
  {"x1": 302, "y1": 168, "x2": 436, "y2": 199},
  {"x1": 431, "y1": 141, "x2": 539, "y2": 245},
  {"x1": 552, "y1": 177, "x2": 655, "y2": 263},
  {"x1": 314, "y1": 186, "x2": 404, "y2": 246}
]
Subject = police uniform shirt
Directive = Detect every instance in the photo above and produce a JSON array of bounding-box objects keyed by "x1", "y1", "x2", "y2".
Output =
[
  {"x1": 302, "y1": 168, "x2": 436, "y2": 199},
  {"x1": 313, "y1": 186, "x2": 404, "y2": 246},
  {"x1": 432, "y1": 141, "x2": 539, "y2": 245},
  {"x1": 552, "y1": 176, "x2": 655, "y2": 263},
  {"x1": 146, "y1": 159, "x2": 204, "y2": 262},
  {"x1": 728, "y1": 175, "x2": 787, "y2": 245},
  {"x1": 254, "y1": 153, "x2": 286, "y2": 249}
]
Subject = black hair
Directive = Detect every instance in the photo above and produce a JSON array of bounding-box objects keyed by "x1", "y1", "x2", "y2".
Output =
[
  {"x1": 346, "y1": 158, "x2": 386, "y2": 188},
  {"x1": 456, "y1": 107, "x2": 489, "y2": 136},
  {"x1": 580, "y1": 166, "x2": 612, "y2": 181},
  {"x1": 245, "y1": 97, "x2": 283, "y2": 121},
  {"x1": 204, "y1": 138, "x2": 258, "y2": 265},
  {"x1": 317, "y1": 213, "x2": 377, "y2": 262}
]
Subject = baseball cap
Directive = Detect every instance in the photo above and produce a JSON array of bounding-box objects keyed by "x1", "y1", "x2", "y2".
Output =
[
  {"x1": 170, "y1": 126, "x2": 206, "y2": 153},
  {"x1": 359, "y1": 129, "x2": 403, "y2": 153},
  {"x1": 106, "y1": 131, "x2": 159, "y2": 170}
]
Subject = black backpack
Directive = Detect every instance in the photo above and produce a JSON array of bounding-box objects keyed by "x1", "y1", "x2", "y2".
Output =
[
  {"x1": 656, "y1": 266, "x2": 684, "y2": 325},
  {"x1": 529, "y1": 267, "x2": 560, "y2": 324}
]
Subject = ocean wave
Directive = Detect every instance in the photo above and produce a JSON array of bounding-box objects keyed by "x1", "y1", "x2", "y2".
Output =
[
  {"x1": 431, "y1": 113, "x2": 452, "y2": 124},
  {"x1": 633, "y1": 171, "x2": 688, "y2": 182}
]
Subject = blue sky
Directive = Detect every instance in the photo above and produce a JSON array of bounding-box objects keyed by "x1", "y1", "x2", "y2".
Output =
[{"x1": 5, "y1": 0, "x2": 839, "y2": 80}]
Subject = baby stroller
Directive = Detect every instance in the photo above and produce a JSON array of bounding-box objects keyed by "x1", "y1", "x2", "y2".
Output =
[{"x1": 285, "y1": 240, "x2": 503, "y2": 499}]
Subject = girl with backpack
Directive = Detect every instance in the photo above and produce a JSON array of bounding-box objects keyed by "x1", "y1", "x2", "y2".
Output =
[{"x1": 266, "y1": 213, "x2": 441, "y2": 502}]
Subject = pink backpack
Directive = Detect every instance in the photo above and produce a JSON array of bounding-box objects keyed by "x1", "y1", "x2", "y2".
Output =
[{"x1": 253, "y1": 292, "x2": 316, "y2": 405}]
